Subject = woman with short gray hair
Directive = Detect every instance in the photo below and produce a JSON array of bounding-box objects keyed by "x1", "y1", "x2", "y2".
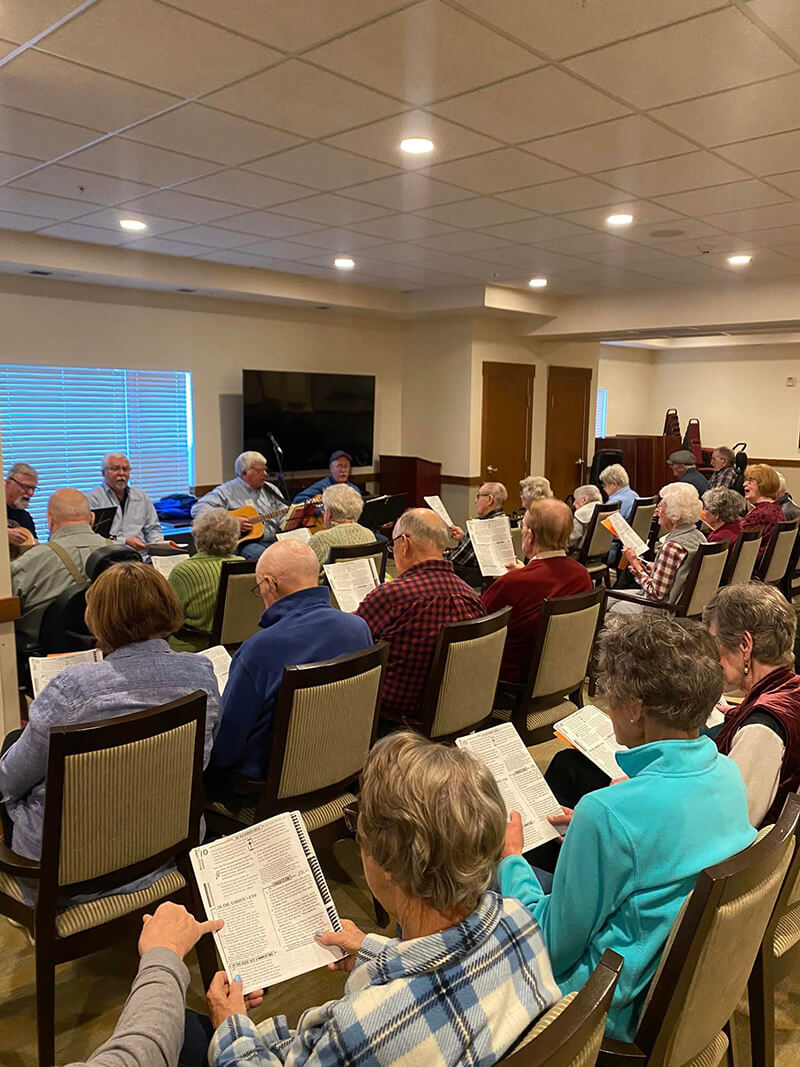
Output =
[
  {"x1": 500, "y1": 614, "x2": 755, "y2": 1041},
  {"x1": 519, "y1": 475, "x2": 553, "y2": 509},
  {"x1": 704, "y1": 582, "x2": 800, "y2": 827},
  {"x1": 702, "y1": 487, "x2": 746, "y2": 545},
  {"x1": 307, "y1": 482, "x2": 376, "y2": 572},
  {"x1": 168, "y1": 508, "x2": 241, "y2": 652}
]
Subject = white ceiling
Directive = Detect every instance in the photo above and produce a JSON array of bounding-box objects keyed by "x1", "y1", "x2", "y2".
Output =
[{"x1": 4, "y1": 0, "x2": 800, "y2": 295}]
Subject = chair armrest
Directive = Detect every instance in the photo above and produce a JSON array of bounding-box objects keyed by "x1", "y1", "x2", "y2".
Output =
[
  {"x1": 604, "y1": 589, "x2": 676, "y2": 612},
  {"x1": 597, "y1": 1038, "x2": 648, "y2": 1065},
  {"x1": 0, "y1": 839, "x2": 41, "y2": 878}
]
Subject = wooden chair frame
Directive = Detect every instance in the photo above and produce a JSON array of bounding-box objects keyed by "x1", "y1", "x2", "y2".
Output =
[
  {"x1": 720, "y1": 528, "x2": 762, "y2": 586},
  {"x1": 209, "y1": 558, "x2": 258, "y2": 650},
  {"x1": 0, "y1": 692, "x2": 214, "y2": 1067},
  {"x1": 756, "y1": 519, "x2": 799, "y2": 588},
  {"x1": 575, "y1": 503, "x2": 622, "y2": 587},
  {"x1": 604, "y1": 539, "x2": 728, "y2": 619},
  {"x1": 326, "y1": 539, "x2": 389, "y2": 582},
  {"x1": 780, "y1": 526, "x2": 800, "y2": 601}
]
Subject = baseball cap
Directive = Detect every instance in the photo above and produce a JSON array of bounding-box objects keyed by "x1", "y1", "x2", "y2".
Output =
[{"x1": 329, "y1": 450, "x2": 352, "y2": 463}]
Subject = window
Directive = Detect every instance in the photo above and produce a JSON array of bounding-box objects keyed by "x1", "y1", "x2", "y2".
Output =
[
  {"x1": 0, "y1": 365, "x2": 194, "y2": 534},
  {"x1": 595, "y1": 387, "x2": 608, "y2": 438}
]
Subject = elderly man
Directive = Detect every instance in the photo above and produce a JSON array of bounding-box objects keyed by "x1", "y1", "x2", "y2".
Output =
[
  {"x1": 308, "y1": 483, "x2": 377, "y2": 571},
  {"x1": 293, "y1": 450, "x2": 365, "y2": 504},
  {"x1": 447, "y1": 481, "x2": 507, "y2": 575},
  {"x1": 667, "y1": 449, "x2": 709, "y2": 495},
  {"x1": 482, "y1": 499, "x2": 592, "y2": 684},
  {"x1": 707, "y1": 446, "x2": 738, "y2": 491},
  {"x1": 6, "y1": 462, "x2": 38, "y2": 547},
  {"x1": 777, "y1": 473, "x2": 800, "y2": 521},
  {"x1": 86, "y1": 453, "x2": 163, "y2": 560},
  {"x1": 193, "y1": 451, "x2": 287, "y2": 560},
  {"x1": 12, "y1": 488, "x2": 108, "y2": 649},
  {"x1": 568, "y1": 484, "x2": 603, "y2": 553},
  {"x1": 356, "y1": 508, "x2": 484, "y2": 719},
  {"x1": 208, "y1": 540, "x2": 372, "y2": 782}
]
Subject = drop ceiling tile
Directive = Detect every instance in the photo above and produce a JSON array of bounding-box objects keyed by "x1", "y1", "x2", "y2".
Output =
[
  {"x1": 559, "y1": 201, "x2": 680, "y2": 230},
  {"x1": 35, "y1": 221, "x2": 131, "y2": 245},
  {"x1": 0, "y1": 39, "x2": 15, "y2": 60},
  {"x1": 653, "y1": 73, "x2": 800, "y2": 148},
  {"x1": 356, "y1": 243, "x2": 439, "y2": 264},
  {"x1": 271, "y1": 193, "x2": 390, "y2": 225},
  {"x1": 0, "y1": 1, "x2": 84, "y2": 44},
  {"x1": 211, "y1": 211, "x2": 325, "y2": 238},
  {"x1": 556, "y1": 264, "x2": 671, "y2": 288},
  {"x1": 597, "y1": 152, "x2": 748, "y2": 197},
  {"x1": 166, "y1": 0, "x2": 409, "y2": 52},
  {"x1": 632, "y1": 257, "x2": 729, "y2": 282},
  {"x1": 689, "y1": 249, "x2": 800, "y2": 278},
  {"x1": 655, "y1": 179, "x2": 790, "y2": 216},
  {"x1": 581, "y1": 243, "x2": 684, "y2": 266},
  {"x1": 327, "y1": 110, "x2": 501, "y2": 169},
  {"x1": 245, "y1": 144, "x2": 396, "y2": 190},
  {"x1": 10, "y1": 165, "x2": 156, "y2": 205},
  {"x1": 653, "y1": 232, "x2": 761, "y2": 256},
  {"x1": 414, "y1": 231, "x2": 512, "y2": 254},
  {"x1": 154, "y1": 225, "x2": 259, "y2": 248},
  {"x1": 343, "y1": 173, "x2": 470, "y2": 211},
  {"x1": 0, "y1": 152, "x2": 39, "y2": 181},
  {"x1": 480, "y1": 216, "x2": 588, "y2": 243},
  {"x1": 774, "y1": 242, "x2": 800, "y2": 260},
  {"x1": 718, "y1": 130, "x2": 800, "y2": 177},
  {"x1": 420, "y1": 148, "x2": 572, "y2": 194},
  {"x1": 501, "y1": 176, "x2": 633, "y2": 214},
  {"x1": 66, "y1": 207, "x2": 185, "y2": 235},
  {"x1": 767, "y1": 171, "x2": 800, "y2": 198},
  {"x1": 349, "y1": 214, "x2": 457, "y2": 240},
  {"x1": 416, "y1": 197, "x2": 534, "y2": 228},
  {"x1": 704, "y1": 201, "x2": 800, "y2": 232},
  {"x1": 66, "y1": 139, "x2": 218, "y2": 186},
  {"x1": 0, "y1": 104, "x2": 101, "y2": 159},
  {"x1": 567, "y1": 9, "x2": 797, "y2": 109},
  {"x1": 453, "y1": 0, "x2": 723, "y2": 61},
  {"x1": 173, "y1": 169, "x2": 311, "y2": 208},
  {"x1": 113, "y1": 190, "x2": 238, "y2": 224},
  {"x1": 205, "y1": 61, "x2": 400, "y2": 140},
  {"x1": 193, "y1": 249, "x2": 304, "y2": 269},
  {"x1": 41, "y1": 0, "x2": 282, "y2": 97},
  {"x1": 308, "y1": 1, "x2": 538, "y2": 105},
  {"x1": 533, "y1": 231, "x2": 643, "y2": 254},
  {"x1": 468, "y1": 244, "x2": 584, "y2": 270},
  {"x1": 747, "y1": 0, "x2": 800, "y2": 53},
  {"x1": 288, "y1": 228, "x2": 389, "y2": 251},
  {"x1": 622, "y1": 218, "x2": 725, "y2": 245},
  {"x1": 233, "y1": 238, "x2": 329, "y2": 260},
  {"x1": 527, "y1": 115, "x2": 697, "y2": 172},
  {"x1": 119, "y1": 236, "x2": 217, "y2": 257},
  {"x1": 0, "y1": 209, "x2": 56, "y2": 231},
  {"x1": 0, "y1": 187, "x2": 103, "y2": 220},
  {"x1": 736, "y1": 223, "x2": 800, "y2": 247},
  {"x1": 123, "y1": 104, "x2": 302, "y2": 166}
]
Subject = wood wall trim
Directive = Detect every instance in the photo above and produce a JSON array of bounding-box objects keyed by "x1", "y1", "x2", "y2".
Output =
[
  {"x1": 750, "y1": 458, "x2": 800, "y2": 468},
  {"x1": 0, "y1": 597, "x2": 20, "y2": 623},
  {"x1": 441, "y1": 474, "x2": 482, "y2": 486}
]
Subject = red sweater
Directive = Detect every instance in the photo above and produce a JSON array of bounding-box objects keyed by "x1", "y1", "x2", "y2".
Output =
[
  {"x1": 707, "y1": 522, "x2": 741, "y2": 546},
  {"x1": 482, "y1": 554, "x2": 592, "y2": 684}
]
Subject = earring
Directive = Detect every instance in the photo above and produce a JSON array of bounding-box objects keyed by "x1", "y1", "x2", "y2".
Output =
[{"x1": 743, "y1": 661, "x2": 750, "y2": 677}]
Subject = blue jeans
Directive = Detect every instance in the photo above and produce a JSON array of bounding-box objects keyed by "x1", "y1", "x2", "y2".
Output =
[
  {"x1": 179, "y1": 1010, "x2": 214, "y2": 1067},
  {"x1": 239, "y1": 536, "x2": 276, "y2": 560}
]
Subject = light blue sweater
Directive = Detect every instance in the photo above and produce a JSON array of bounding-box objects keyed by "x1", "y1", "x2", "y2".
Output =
[{"x1": 498, "y1": 737, "x2": 756, "y2": 1041}]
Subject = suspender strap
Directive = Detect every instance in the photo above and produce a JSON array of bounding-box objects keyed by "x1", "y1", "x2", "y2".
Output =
[{"x1": 46, "y1": 541, "x2": 86, "y2": 583}]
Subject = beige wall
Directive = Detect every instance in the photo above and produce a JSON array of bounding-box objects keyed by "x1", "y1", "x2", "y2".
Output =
[{"x1": 597, "y1": 347, "x2": 656, "y2": 437}]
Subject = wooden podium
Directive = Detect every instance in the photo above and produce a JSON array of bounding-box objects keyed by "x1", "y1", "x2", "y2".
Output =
[
  {"x1": 379, "y1": 455, "x2": 442, "y2": 508},
  {"x1": 595, "y1": 434, "x2": 681, "y2": 497}
]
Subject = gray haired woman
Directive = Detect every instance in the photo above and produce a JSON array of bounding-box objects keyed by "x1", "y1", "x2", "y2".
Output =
[
  {"x1": 307, "y1": 482, "x2": 377, "y2": 571},
  {"x1": 703, "y1": 487, "x2": 746, "y2": 546},
  {"x1": 184, "y1": 732, "x2": 561, "y2": 1066}
]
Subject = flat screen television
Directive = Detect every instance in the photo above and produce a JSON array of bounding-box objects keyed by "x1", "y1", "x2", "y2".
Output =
[{"x1": 242, "y1": 370, "x2": 375, "y2": 471}]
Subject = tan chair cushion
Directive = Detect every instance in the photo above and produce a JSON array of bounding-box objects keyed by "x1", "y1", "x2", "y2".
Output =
[
  {"x1": 493, "y1": 698, "x2": 579, "y2": 733},
  {"x1": 431, "y1": 627, "x2": 507, "y2": 738},
  {"x1": 506, "y1": 993, "x2": 577, "y2": 1056},
  {"x1": 774, "y1": 904, "x2": 800, "y2": 958},
  {"x1": 208, "y1": 791, "x2": 358, "y2": 833},
  {"x1": 682, "y1": 1031, "x2": 729, "y2": 1067}
]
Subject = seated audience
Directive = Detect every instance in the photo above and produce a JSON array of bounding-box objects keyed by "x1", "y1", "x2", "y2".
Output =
[
  {"x1": 0, "y1": 563, "x2": 220, "y2": 900},
  {"x1": 6, "y1": 461, "x2": 38, "y2": 549},
  {"x1": 520, "y1": 475, "x2": 553, "y2": 509},
  {"x1": 208, "y1": 540, "x2": 371, "y2": 782},
  {"x1": 482, "y1": 499, "x2": 592, "y2": 684},
  {"x1": 184, "y1": 732, "x2": 561, "y2": 1066},
  {"x1": 307, "y1": 483, "x2": 376, "y2": 572},
  {"x1": 609, "y1": 483, "x2": 705, "y2": 615},
  {"x1": 776, "y1": 472, "x2": 800, "y2": 521},
  {"x1": 447, "y1": 480, "x2": 507, "y2": 572},
  {"x1": 568, "y1": 484, "x2": 602, "y2": 553},
  {"x1": 707, "y1": 446, "x2": 739, "y2": 490},
  {"x1": 168, "y1": 508, "x2": 241, "y2": 652},
  {"x1": 704, "y1": 583, "x2": 800, "y2": 828},
  {"x1": 500, "y1": 615, "x2": 756, "y2": 1040},
  {"x1": 740, "y1": 463, "x2": 786, "y2": 563},
  {"x1": 193, "y1": 451, "x2": 285, "y2": 560},
  {"x1": 292, "y1": 450, "x2": 365, "y2": 504},
  {"x1": 12, "y1": 488, "x2": 108, "y2": 649},
  {"x1": 667, "y1": 449, "x2": 709, "y2": 495},
  {"x1": 86, "y1": 452, "x2": 164, "y2": 561},
  {"x1": 702, "y1": 487, "x2": 746, "y2": 546},
  {"x1": 355, "y1": 509, "x2": 484, "y2": 719},
  {"x1": 600, "y1": 463, "x2": 637, "y2": 520}
]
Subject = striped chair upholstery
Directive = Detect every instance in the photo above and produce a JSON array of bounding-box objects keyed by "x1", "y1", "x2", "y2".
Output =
[
  {"x1": 210, "y1": 560, "x2": 262, "y2": 648},
  {"x1": 428, "y1": 625, "x2": 508, "y2": 739},
  {"x1": 723, "y1": 530, "x2": 761, "y2": 586}
]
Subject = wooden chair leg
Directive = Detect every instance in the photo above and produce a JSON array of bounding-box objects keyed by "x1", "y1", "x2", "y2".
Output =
[
  {"x1": 35, "y1": 940, "x2": 56, "y2": 1067},
  {"x1": 747, "y1": 951, "x2": 775, "y2": 1067}
]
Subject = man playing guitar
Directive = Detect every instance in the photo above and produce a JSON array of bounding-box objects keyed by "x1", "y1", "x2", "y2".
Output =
[{"x1": 192, "y1": 451, "x2": 287, "y2": 560}]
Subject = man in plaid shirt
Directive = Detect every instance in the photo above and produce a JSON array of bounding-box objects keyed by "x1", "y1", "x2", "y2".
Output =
[
  {"x1": 356, "y1": 508, "x2": 484, "y2": 718},
  {"x1": 706, "y1": 447, "x2": 740, "y2": 491}
]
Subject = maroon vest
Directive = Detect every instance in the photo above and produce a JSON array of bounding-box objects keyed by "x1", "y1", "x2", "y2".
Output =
[{"x1": 716, "y1": 666, "x2": 800, "y2": 826}]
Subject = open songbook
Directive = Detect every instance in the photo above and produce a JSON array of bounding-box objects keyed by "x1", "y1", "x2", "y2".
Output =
[
  {"x1": 190, "y1": 812, "x2": 344, "y2": 994},
  {"x1": 323, "y1": 557, "x2": 380, "y2": 612},
  {"x1": 466, "y1": 515, "x2": 516, "y2": 576},
  {"x1": 457, "y1": 723, "x2": 563, "y2": 850},
  {"x1": 152, "y1": 553, "x2": 190, "y2": 578},
  {"x1": 29, "y1": 648, "x2": 103, "y2": 698},
  {"x1": 600, "y1": 512, "x2": 649, "y2": 558},
  {"x1": 424, "y1": 495, "x2": 455, "y2": 529},
  {"x1": 276, "y1": 527, "x2": 312, "y2": 544},
  {"x1": 197, "y1": 645, "x2": 232, "y2": 694}
]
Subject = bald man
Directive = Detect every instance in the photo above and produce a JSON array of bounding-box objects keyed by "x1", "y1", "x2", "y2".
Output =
[
  {"x1": 355, "y1": 508, "x2": 484, "y2": 720},
  {"x1": 208, "y1": 540, "x2": 372, "y2": 783},
  {"x1": 12, "y1": 488, "x2": 109, "y2": 648}
]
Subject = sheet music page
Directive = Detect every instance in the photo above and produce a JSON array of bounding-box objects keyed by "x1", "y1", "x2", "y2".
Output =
[
  {"x1": 152, "y1": 553, "x2": 190, "y2": 577},
  {"x1": 423, "y1": 495, "x2": 455, "y2": 528},
  {"x1": 190, "y1": 812, "x2": 343, "y2": 994},
  {"x1": 323, "y1": 557, "x2": 379, "y2": 612},
  {"x1": 276, "y1": 527, "x2": 312, "y2": 544},
  {"x1": 198, "y1": 645, "x2": 232, "y2": 694},
  {"x1": 555, "y1": 705, "x2": 625, "y2": 779},
  {"x1": 30, "y1": 648, "x2": 103, "y2": 698},
  {"x1": 601, "y1": 512, "x2": 649, "y2": 557},
  {"x1": 467, "y1": 515, "x2": 516, "y2": 576},
  {"x1": 457, "y1": 724, "x2": 561, "y2": 850}
]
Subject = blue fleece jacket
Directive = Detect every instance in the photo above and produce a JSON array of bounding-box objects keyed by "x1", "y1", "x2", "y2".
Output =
[{"x1": 498, "y1": 737, "x2": 755, "y2": 1041}]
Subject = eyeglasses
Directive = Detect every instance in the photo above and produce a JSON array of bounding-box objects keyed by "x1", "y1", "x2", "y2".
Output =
[
  {"x1": 251, "y1": 575, "x2": 275, "y2": 598},
  {"x1": 106, "y1": 465, "x2": 130, "y2": 473},
  {"x1": 9, "y1": 476, "x2": 37, "y2": 494},
  {"x1": 476, "y1": 491, "x2": 492, "y2": 498},
  {"x1": 387, "y1": 533, "x2": 408, "y2": 558}
]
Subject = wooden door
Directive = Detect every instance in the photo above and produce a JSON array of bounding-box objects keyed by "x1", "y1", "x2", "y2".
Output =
[
  {"x1": 480, "y1": 362, "x2": 534, "y2": 492},
  {"x1": 545, "y1": 366, "x2": 592, "y2": 499}
]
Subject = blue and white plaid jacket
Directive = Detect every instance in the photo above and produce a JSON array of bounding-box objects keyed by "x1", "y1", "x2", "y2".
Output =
[{"x1": 209, "y1": 891, "x2": 560, "y2": 1067}]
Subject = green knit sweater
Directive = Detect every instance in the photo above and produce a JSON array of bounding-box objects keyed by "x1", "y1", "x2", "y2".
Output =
[{"x1": 168, "y1": 551, "x2": 240, "y2": 652}]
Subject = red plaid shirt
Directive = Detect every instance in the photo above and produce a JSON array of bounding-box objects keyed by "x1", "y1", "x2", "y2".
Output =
[
  {"x1": 355, "y1": 558, "x2": 484, "y2": 717},
  {"x1": 634, "y1": 540, "x2": 687, "y2": 601}
]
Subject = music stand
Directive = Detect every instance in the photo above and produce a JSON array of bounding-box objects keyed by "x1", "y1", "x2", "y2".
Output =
[
  {"x1": 91, "y1": 506, "x2": 117, "y2": 539},
  {"x1": 382, "y1": 493, "x2": 407, "y2": 526},
  {"x1": 359, "y1": 495, "x2": 388, "y2": 531}
]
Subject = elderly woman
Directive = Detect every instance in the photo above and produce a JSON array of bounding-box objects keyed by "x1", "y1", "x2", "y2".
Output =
[
  {"x1": 501, "y1": 615, "x2": 756, "y2": 1041},
  {"x1": 169, "y1": 508, "x2": 241, "y2": 652},
  {"x1": 0, "y1": 562, "x2": 219, "y2": 900},
  {"x1": 707, "y1": 446, "x2": 738, "y2": 490},
  {"x1": 608, "y1": 482, "x2": 705, "y2": 614},
  {"x1": 702, "y1": 486, "x2": 746, "y2": 546},
  {"x1": 307, "y1": 482, "x2": 377, "y2": 572},
  {"x1": 704, "y1": 583, "x2": 800, "y2": 828},
  {"x1": 515, "y1": 475, "x2": 554, "y2": 523},
  {"x1": 599, "y1": 464, "x2": 637, "y2": 520},
  {"x1": 568, "y1": 483, "x2": 602, "y2": 552},
  {"x1": 184, "y1": 731, "x2": 561, "y2": 1066},
  {"x1": 740, "y1": 463, "x2": 785, "y2": 562}
]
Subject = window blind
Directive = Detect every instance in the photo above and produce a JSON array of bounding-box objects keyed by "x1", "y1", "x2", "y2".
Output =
[
  {"x1": 595, "y1": 387, "x2": 608, "y2": 439},
  {"x1": 0, "y1": 364, "x2": 194, "y2": 534}
]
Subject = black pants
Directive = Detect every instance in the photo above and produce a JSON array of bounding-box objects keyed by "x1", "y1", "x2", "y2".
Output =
[
  {"x1": 179, "y1": 1011, "x2": 214, "y2": 1067},
  {"x1": 0, "y1": 729, "x2": 23, "y2": 845}
]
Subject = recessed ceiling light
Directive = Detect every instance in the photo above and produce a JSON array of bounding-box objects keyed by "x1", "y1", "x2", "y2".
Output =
[
  {"x1": 334, "y1": 257, "x2": 355, "y2": 270},
  {"x1": 727, "y1": 254, "x2": 752, "y2": 266},
  {"x1": 528, "y1": 277, "x2": 548, "y2": 288},
  {"x1": 606, "y1": 213, "x2": 634, "y2": 227},
  {"x1": 400, "y1": 137, "x2": 434, "y2": 155},
  {"x1": 118, "y1": 218, "x2": 148, "y2": 232}
]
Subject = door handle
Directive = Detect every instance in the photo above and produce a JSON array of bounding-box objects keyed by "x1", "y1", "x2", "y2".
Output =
[{"x1": 487, "y1": 465, "x2": 498, "y2": 474}]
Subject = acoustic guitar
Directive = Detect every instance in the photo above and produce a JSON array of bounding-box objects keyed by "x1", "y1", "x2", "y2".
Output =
[{"x1": 230, "y1": 504, "x2": 290, "y2": 546}]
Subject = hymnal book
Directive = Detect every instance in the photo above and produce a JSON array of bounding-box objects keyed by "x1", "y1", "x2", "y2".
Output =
[
  {"x1": 600, "y1": 512, "x2": 648, "y2": 558},
  {"x1": 554, "y1": 705, "x2": 625, "y2": 779},
  {"x1": 29, "y1": 648, "x2": 104, "y2": 698},
  {"x1": 457, "y1": 723, "x2": 562, "y2": 850},
  {"x1": 190, "y1": 812, "x2": 344, "y2": 994},
  {"x1": 323, "y1": 557, "x2": 380, "y2": 613},
  {"x1": 198, "y1": 645, "x2": 232, "y2": 694},
  {"x1": 467, "y1": 515, "x2": 516, "y2": 577},
  {"x1": 423, "y1": 495, "x2": 455, "y2": 529},
  {"x1": 276, "y1": 527, "x2": 312, "y2": 544},
  {"x1": 152, "y1": 553, "x2": 190, "y2": 578}
]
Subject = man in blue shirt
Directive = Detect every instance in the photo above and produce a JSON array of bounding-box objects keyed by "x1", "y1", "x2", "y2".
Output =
[
  {"x1": 292, "y1": 450, "x2": 366, "y2": 504},
  {"x1": 86, "y1": 453, "x2": 165, "y2": 562},
  {"x1": 668, "y1": 449, "x2": 709, "y2": 495},
  {"x1": 208, "y1": 539, "x2": 373, "y2": 782}
]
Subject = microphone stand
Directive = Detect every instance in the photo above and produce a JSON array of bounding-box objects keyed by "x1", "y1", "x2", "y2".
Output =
[{"x1": 269, "y1": 435, "x2": 290, "y2": 503}]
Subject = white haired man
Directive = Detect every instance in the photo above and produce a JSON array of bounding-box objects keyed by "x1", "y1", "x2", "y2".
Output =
[
  {"x1": 6, "y1": 462, "x2": 38, "y2": 547},
  {"x1": 192, "y1": 451, "x2": 286, "y2": 560},
  {"x1": 86, "y1": 453, "x2": 163, "y2": 561},
  {"x1": 447, "y1": 481, "x2": 507, "y2": 576},
  {"x1": 568, "y1": 484, "x2": 602, "y2": 553}
]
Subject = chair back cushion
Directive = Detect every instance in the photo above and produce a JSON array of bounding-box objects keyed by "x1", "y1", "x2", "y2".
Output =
[
  {"x1": 763, "y1": 525, "x2": 799, "y2": 584},
  {"x1": 630, "y1": 501, "x2": 657, "y2": 543},
  {"x1": 430, "y1": 626, "x2": 508, "y2": 737},
  {"x1": 532, "y1": 600, "x2": 602, "y2": 698},
  {"x1": 583, "y1": 505, "x2": 619, "y2": 560},
  {"x1": 683, "y1": 548, "x2": 727, "y2": 618},
  {"x1": 728, "y1": 534, "x2": 761, "y2": 585},
  {"x1": 219, "y1": 570, "x2": 263, "y2": 645}
]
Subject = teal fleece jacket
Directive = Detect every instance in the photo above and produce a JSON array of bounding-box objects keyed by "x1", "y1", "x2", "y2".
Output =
[{"x1": 498, "y1": 737, "x2": 756, "y2": 1041}]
